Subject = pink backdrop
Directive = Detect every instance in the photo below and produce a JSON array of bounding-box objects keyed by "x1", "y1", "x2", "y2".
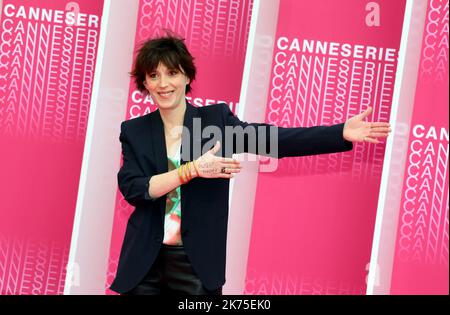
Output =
[
  {"x1": 244, "y1": 0, "x2": 406, "y2": 294},
  {"x1": 391, "y1": 0, "x2": 449, "y2": 294},
  {"x1": 0, "y1": 0, "x2": 103, "y2": 294},
  {"x1": 105, "y1": 0, "x2": 254, "y2": 294}
]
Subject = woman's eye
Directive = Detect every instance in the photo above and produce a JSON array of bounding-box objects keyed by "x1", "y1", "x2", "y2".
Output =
[
  {"x1": 169, "y1": 70, "x2": 178, "y2": 76},
  {"x1": 149, "y1": 73, "x2": 158, "y2": 79}
]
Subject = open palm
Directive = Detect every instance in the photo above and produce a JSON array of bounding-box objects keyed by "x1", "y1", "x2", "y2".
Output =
[{"x1": 343, "y1": 107, "x2": 391, "y2": 144}]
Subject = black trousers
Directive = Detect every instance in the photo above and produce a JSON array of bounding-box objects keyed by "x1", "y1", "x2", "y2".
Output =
[{"x1": 122, "y1": 244, "x2": 222, "y2": 295}]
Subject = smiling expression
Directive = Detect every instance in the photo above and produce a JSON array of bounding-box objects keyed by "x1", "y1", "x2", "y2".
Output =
[{"x1": 143, "y1": 63, "x2": 190, "y2": 110}]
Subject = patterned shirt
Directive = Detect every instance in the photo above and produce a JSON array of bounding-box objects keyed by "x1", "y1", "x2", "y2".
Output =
[{"x1": 163, "y1": 147, "x2": 182, "y2": 245}]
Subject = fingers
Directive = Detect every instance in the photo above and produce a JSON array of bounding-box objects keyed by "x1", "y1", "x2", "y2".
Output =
[
  {"x1": 196, "y1": 161, "x2": 242, "y2": 179},
  {"x1": 368, "y1": 126, "x2": 392, "y2": 139},
  {"x1": 370, "y1": 132, "x2": 390, "y2": 138},
  {"x1": 206, "y1": 142, "x2": 241, "y2": 167},
  {"x1": 370, "y1": 122, "x2": 391, "y2": 128},
  {"x1": 216, "y1": 173, "x2": 235, "y2": 179},
  {"x1": 217, "y1": 157, "x2": 242, "y2": 170},
  {"x1": 221, "y1": 161, "x2": 242, "y2": 170},
  {"x1": 209, "y1": 141, "x2": 221, "y2": 155},
  {"x1": 370, "y1": 127, "x2": 391, "y2": 132},
  {"x1": 197, "y1": 160, "x2": 242, "y2": 169},
  {"x1": 360, "y1": 106, "x2": 373, "y2": 119},
  {"x1": 216, "y1": 156, "x2": 240, "y2": 164},
  {"x1": 364, "y1": 137, "x2": 381, "y2": 144},
  {"x1": 220, "y1": 166, "x2": 242, "y2": 173},
  {"x1": 207, "y1": 167, "x2": 237, "y2": 179},
  {"x1": 199, "y1": 141, "x2": 244, "y2": 178}
]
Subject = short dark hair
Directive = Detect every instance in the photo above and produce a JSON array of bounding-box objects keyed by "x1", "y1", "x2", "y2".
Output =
[{"x1": 131, "y1": 33, "x2": 196, "y2": 94}]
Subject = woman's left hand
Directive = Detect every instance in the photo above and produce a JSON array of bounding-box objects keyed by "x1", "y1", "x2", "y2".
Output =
[{"x1": 343, "y1": 106, "x2": 392, "y2": 144}]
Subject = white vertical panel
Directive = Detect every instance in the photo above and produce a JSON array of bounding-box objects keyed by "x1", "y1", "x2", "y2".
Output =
[
  {"x1": 367, "y1": 0, "x2": 428, "y2": 295},
  {"x1": 64, "y1": 0, "x2": 139, "y2": 294},
  {"x1": 225, "y1": 0, "x2": 280, "y2": 295}
]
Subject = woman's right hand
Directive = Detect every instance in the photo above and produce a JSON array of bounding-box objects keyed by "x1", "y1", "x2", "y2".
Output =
[{"x1": 194, "y1": 141, "x2": 242, "y2": 179}]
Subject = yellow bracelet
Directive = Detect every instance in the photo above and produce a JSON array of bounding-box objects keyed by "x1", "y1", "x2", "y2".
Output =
[
  {"x1": 185, "y1": 162, "x2": 192, "y2": 181},
  {"x1": 181, "y1": 163, "x2": 187, "y2": 183},
  {"x1": 184, "y1": 162, "x2": 190, "y2": 182},
  {"x1": 183, "y1": 163, "x2": 189, "y2": 183},
  {"x1": 178, "y1": 165, "x2": 185, "y2": 184}
]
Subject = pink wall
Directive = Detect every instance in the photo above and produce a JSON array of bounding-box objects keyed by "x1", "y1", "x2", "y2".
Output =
[
  {"x1": 391, "y1": 0, "x2": 449, "y2": 294},
  {"x1": 0, "y1": 0, "x2": 104, "y2": 294},
  {"x1": 105, "y1": 0, "x2": 254, "y2": 294},
  {"x1": 244, "y1": 0, "x2": 406, "y2": 294}
]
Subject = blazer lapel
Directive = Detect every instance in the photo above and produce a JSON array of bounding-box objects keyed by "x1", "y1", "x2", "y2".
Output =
[
  {"x1": 180, "y1": 102, "x2": 199, "y2": 221},
  {"x1": 149, "y1": 109, "x2": 168, "y2": 176},
  {"x1": 180, "y1": 102, "x2": 199, "y2": 164}
]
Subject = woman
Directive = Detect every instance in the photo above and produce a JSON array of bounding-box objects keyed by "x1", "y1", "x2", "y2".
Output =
[{"x1": 110, "y1": 34, "x2": 391, "y2": 295}]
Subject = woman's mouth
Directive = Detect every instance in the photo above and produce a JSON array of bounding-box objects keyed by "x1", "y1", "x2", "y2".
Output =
[{"x1": 158, "y1": 91, "x2": 174, "y2": 98}]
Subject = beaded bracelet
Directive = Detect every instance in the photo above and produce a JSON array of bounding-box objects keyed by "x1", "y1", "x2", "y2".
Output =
[
  {"x1": 182, "y1": 163, "x2": 189, "y2": 182},
  {"x1": 185, "y1": 162, "x2": 191, "y2": 182},
  {"x1": 178, "y1": 161, "x2": 198, "y2": 184},
  {"x1": 178, "y1": 164, "x2": 187, "y2": 184}
]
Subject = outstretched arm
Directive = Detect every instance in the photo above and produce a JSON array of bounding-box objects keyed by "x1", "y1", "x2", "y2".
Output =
[{"x1": 221, "y1": 104, "x2": 390, "y2": 158}]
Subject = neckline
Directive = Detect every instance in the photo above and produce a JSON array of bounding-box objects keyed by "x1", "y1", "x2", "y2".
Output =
[{"x1": 167, "y1": 141, "x2": 181, "y2": 159}]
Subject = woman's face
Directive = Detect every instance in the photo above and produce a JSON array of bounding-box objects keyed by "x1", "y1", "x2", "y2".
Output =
[{"x1": 144, "y1": 63, "x2": 190, "y2": 110}]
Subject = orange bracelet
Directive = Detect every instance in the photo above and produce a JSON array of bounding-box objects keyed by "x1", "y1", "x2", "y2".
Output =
[
  {"x1": 178, "y1": 164, "x2": 186, "y2": 184},
  {"x1": 185, "y1": 162, "x2": 192, "y2": 181},
  {"x1": 182, "y1": 163, "x2": 189, "y2": 183},
  {"x1": 183, "y1": 163, "x2": 191, "y2": 182},
  {"x1": 179, "y1": 162, "x2": 197, "y2": 184},
  {"x1": 180, "y1": 163, "x2": 189, "y2": 184}
]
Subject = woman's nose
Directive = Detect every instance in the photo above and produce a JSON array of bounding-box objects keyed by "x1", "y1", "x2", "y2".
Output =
[{"x1": 159, "y1": 75, "x2": 169, "y2": 87}]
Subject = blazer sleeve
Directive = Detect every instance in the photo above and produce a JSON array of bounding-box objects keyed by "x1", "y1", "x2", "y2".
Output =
[
  {"x1": 117, "y1": 121, "x2": 154, "y2": 207},
  {"x1": 220, "y1": 103, "x2": 353, "y2": 158}
]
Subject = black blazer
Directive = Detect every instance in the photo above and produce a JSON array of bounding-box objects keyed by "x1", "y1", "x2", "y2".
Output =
[{"x1": 110, "y1": 102, "x2": 353, "y2": 293}]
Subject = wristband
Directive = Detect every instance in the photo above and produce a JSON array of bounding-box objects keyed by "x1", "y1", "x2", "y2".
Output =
[{"x1": 178, "y1": 164, "x2": 186, "y2": 184}]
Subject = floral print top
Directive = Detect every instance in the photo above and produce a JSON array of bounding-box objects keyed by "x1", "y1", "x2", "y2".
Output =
[{"x1": 163, "y1": 148, "x2": 182, "y2": 245}]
